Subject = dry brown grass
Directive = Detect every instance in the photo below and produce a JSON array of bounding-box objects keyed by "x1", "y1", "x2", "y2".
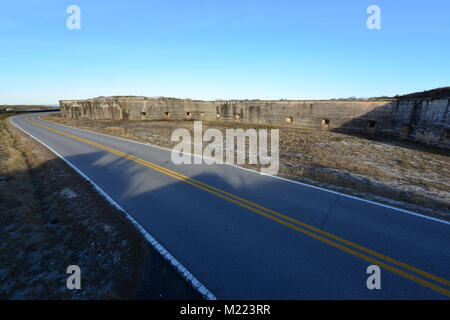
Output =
[
  {"x1": 0, "y1": 113, "x2": 201, "y2": 299},
  {"x1": 42, "y1": 114, "x2": 450, "y2": 220}
]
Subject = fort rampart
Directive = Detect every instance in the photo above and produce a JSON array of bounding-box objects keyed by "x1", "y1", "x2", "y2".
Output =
[{"x1": 60, "y1": 97, "x2": 450, "y2": 149}]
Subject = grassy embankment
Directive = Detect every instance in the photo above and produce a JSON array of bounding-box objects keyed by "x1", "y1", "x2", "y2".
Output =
[{"x1": 0, "y1": 113, "x2": 201, "y2": 299}]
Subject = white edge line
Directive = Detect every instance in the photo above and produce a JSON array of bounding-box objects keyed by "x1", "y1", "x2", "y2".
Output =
[
  {"x1": 38, "y1": 113, "x2": 450, "y2": 226},
  {"x1": 9, "y1": 115, "x2": 217, "y2": 300}
]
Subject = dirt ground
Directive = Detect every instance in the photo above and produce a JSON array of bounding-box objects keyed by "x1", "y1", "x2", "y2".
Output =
[
  {"x1": 0, "y1": 113, "x2": 201, "y2": 299},
  {"x1": 42, "y1": 114, "x2": 450, "y2": 220}
]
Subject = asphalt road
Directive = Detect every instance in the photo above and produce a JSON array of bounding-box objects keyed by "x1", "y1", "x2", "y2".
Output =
[{"x1": 10, "y1": 112, "x2": 450, "y2": 299}]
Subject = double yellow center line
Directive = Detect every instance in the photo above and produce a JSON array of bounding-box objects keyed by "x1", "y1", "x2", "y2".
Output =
[{"x1": 26, "y1": 116, "x2": 450, "y2": 297}]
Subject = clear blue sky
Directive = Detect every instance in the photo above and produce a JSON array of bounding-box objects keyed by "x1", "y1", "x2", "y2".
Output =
[{"x1": 0, "y1": 0, "x2": 449, "y2": 104}]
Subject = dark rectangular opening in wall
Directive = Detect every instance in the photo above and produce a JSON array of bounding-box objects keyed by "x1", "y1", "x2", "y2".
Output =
[
  {"x1": 322, "y1": 119, "x2": 330, "y2": 128},
  {"x1": 367, "y1": 120, "x2": 377, "y2": 128},
  {"x1": 400, "y1": 123, "x2": 411, "y2": 138},
  {"x1": 141, "y1": 112, "x2": 146, "y2": 116},
  {"x1": 444, "y1": 129, "x2": 450, "y2": 140}
]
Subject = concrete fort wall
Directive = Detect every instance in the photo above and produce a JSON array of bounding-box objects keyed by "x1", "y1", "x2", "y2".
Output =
[{"x1": 60, "y1": 97, "x2": 450, "y2": 149}]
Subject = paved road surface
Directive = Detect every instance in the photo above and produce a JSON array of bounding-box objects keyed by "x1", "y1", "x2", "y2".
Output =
[{"x1": 11, "y1": 112, "x2": 450, "y2": 299}]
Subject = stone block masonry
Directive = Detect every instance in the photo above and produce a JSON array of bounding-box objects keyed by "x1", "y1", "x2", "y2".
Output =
[{"x1": 60, "y1": 96, "x2": 450, "y2": 149}]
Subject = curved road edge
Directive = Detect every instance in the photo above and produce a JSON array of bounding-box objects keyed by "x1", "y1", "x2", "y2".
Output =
[{"x1": 9, "y1": 114, "x2": 217, "y2": 300}]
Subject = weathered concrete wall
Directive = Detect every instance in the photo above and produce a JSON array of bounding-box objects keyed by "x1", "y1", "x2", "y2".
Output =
[
  {"x1": 392, "y1": 99, "x2": 450, "y2": 148},
  {"x1": 60, "y1": 97, "x2": 450, "y2": 149}
]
